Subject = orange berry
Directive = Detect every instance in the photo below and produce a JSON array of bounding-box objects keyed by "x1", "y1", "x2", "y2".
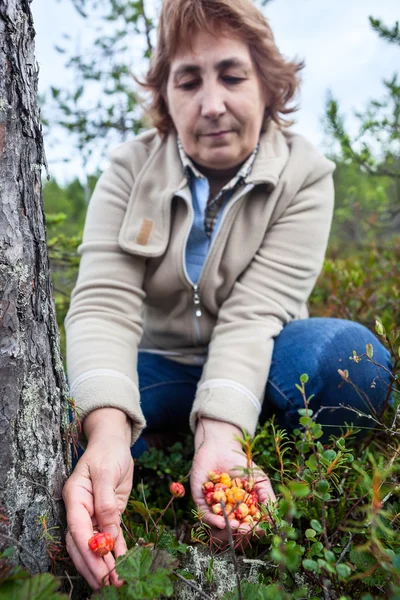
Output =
[
  {"x1": 235, "y1": 503, "x2": 249, "y2": 520},
  {"x1": 211, "y1": 503, "x2": 223, "y2": 515},
  {"x1": 213, "y1": 490, "x2": 227, "y2": 504},
  {"x1": 231, "y1": 477, "x2": 243, "y2": 489},
  {"x1": 169, "y1": 482, "x2": 185, "y2": 498},
  {"x1": 88, "y1": 532, "x2": 114, "y2": 556},
  {"x1": 220, "y1": 473, "x2": 232, "y2": 488},
  {"x1": 224, "y1": 503, "x2": 234, "y2": 515},
  {"x1": 214, "y1": 483, "x2": 228, "y2": 492},
  {"x1": 208, "y1": 470, "x2": 222, "y2": 483},
  {"x1": 242, "y1": 515, "x2": 255, "y2": 525},
  {"x1": 227, "y1": 487, "x2": 246, "y2": 504}
]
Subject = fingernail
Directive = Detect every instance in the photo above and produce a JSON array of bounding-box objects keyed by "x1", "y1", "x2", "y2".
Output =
[{"x1": 103, "y1": 524, "x2": 119, "y2": 539}]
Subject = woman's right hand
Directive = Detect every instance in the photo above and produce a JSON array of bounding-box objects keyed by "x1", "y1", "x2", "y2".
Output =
[{"x1": 62, "y1": 408, "x2": 134, "y2": 590}]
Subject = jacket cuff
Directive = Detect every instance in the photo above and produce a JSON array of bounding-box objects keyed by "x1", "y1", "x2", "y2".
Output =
[
  {"x1": 69, "y1": 372, "x2": 146, "y2": 448},
  {"x1": 189, "y1": 379, "x2": 262, "y2": 438}
]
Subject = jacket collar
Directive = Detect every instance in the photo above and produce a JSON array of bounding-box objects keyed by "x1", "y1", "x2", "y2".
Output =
[{"x1": 119, "y1": 121, "x2": 289, "y2": 256}]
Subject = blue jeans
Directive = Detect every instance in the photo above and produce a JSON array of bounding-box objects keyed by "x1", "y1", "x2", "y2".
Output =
[{"x1": 132, "y1": 318, "x2": 393, "y2": 458}]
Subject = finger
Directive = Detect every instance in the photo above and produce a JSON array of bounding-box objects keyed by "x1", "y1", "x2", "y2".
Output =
[
  {"x1": 102, "y1": 551, "x2": 120, "y2": 588},
  {"x1": 66, "y1": 531, "x2": 111, "y2": 590},
  {"x1": 109, "y1": 529, "x2": 128, "y2": 588},
  {"x1": 92, "y1": 472, "x2": 120, "y2": 542},
  {"x1": 67, "y1": 502, "x2": 113, "y2": 589}
]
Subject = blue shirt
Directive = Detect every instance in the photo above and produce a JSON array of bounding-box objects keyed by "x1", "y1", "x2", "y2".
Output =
[{"x1": 177, "y1": 140, "x2": 259, "y2": 284}]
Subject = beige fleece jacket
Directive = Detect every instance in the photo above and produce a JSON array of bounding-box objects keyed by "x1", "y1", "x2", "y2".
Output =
[{"x1": 65, "y1": 121, "x2": 335, "y2": 445}]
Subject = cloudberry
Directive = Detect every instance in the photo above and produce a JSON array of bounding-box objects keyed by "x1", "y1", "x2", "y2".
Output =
[
  {"x1": 202, "y1": 481, "x2": 214, "y2": 493},
  {"x1": 88, "y1": 532, "x2": 114, "y2": 556},
  {"x1": 170, "y1": 482, "x2": 185, "y2": 498},
  {"x1": 208, "y1": 470, "x2": 222, "y2": 483}
]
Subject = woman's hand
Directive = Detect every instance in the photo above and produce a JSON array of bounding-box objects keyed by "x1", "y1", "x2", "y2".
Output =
[
  {"x1": 191, "y1": 418, "x2": 276, "y2": 546},
  {"x1": 62, "y1": 408, "x2": 134, "y2": 590}
]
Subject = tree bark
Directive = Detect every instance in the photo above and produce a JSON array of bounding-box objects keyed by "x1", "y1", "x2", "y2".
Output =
[{"x1": 0, "y1": 0, "x2": 69, "y2": 573}]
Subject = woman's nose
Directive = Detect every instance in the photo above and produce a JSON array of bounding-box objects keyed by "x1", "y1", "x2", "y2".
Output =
[{"x1": 200, "y1": 83, "x2": 226, "y2": 119}]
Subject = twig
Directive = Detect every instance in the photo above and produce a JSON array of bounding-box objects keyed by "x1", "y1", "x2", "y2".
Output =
[
  {"x1": 174, "y1": 570, "x2": 213, "y2": 600},
  {"x1": 139, "y1": 0, "x2": 153, "y2": 55},
  {"x1": 64, "y1": 570, "x2": 74, "y2": 599},
  {"x1": 335, "y1": 533, "x2": 353, "y2": 566},
  {"x1": 220, "y1": 501, "x2": 242, "y2": 600},
  {"x1": 140, "y1": 480, "x2": 158, "y2": 533}
]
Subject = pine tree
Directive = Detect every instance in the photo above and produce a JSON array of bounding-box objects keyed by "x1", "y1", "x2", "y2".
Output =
[{"x1": 0, "y1": 0, "x2": 69, "y2": 573}]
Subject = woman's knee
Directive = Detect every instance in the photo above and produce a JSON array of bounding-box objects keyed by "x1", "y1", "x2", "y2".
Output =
[{"x1": 265, "y1": 318, "x2": 393, "y2": 436}]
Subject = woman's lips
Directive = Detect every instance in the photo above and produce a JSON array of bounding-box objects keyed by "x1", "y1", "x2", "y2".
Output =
[{"x1": 204, "y1": 130, "x2": 232, "y2": 137}]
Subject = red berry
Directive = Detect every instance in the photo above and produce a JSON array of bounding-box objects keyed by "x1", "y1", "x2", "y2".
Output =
[
  {"x1": 88, "y1": 532, "x2": 114, "y2": 556},
  {"x1": 202, "y1": 481, "x2": 214, "y2": 493},
  {"x1": 205, "y1": 491, "x2": 215, "y2": 505},
  {"x1": 170, "y1": 482, "x2": 185, "y2": 498}
]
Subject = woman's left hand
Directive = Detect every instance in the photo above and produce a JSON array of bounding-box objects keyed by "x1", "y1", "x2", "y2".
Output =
[{"x1": 191, "y1": 418, "x2": 276, "y2": 546}]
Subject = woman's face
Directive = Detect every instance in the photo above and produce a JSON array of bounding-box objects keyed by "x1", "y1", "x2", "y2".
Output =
[{"x1": 166, "y1": 30, "x2": 267, "y2": 172}]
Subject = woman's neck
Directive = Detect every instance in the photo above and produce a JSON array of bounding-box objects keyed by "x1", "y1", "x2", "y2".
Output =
[{"x1": 192, "y1": 161, "x2": 242, "y2": 199}]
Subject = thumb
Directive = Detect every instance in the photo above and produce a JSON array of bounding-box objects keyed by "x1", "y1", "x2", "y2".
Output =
[{"x1": 93, "y1": 475, "x2": 120, "y2": 540}]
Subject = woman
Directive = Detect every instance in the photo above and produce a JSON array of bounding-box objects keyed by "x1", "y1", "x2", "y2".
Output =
[{"x1": 62, "y1": 0, "x2": 392, "y2": 589}]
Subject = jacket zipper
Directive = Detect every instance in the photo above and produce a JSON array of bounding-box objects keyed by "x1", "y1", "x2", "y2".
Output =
[
  {"x1": 181, "y1": 201, "x2": 202, "y2": 344},
  {"x1": 181, "y1": 183, "x2": 254, "y2": 344}
]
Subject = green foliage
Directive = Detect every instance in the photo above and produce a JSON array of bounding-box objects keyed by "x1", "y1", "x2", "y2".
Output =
[
  {"x1": 369, "y1": 17, "x2": 400, "y2": 45},
  {"x1": 94, "y1": 547, "x2": 178, "y2": 599},
  {"x1": 0, "y1": 550, "x2": 68, "y2": 600}
]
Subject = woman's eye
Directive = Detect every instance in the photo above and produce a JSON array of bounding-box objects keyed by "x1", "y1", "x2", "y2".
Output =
[
  {"x1": 223, "y1": 76, "x2": 244, "y2": 84},
  {"x1": 179, "y1": 81, "x2": 199, "y2": 90}
]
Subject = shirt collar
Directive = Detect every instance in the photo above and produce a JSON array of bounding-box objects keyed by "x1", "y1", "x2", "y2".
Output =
[{"x1": 177, "y1": 137, "x2": 259, "y2": 192}]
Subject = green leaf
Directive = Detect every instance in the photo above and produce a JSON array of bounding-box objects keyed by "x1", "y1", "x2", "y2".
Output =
[
  {"x1": 324, "y1": 550, "x2": 336, "y2": 563},
  {"x1": 310, "y1": 519, "x2": 322, "y2": 533},
  {"x1": 375, "y1": 319, "x2": 384, "y2": 336},
  {"x1": 302, "y1": 558, "x2": 319, "y2": 572},
  {"x1": 174, "y1": 569, "x2": 194, "y2": 581},
  {"x1": 300, "y1": 373, "x2": 309, "y2": 383},
  {"x1": 129, "y1": 500, "x2": 159, "y2": 521},
  {"x1": 310, "y1": 542, "x2": 324, "y2": 556},
  {"x1": 298, "y1": 408, "x2": 313, "y2": 417},
  {"x1": 366, "y1": 343, "x2": 374, "y2": 359},
  {"x1": 336, "y1": 563, "x2": 352, "y2": 578},
  {"x1": 305, "y1": 454, "x2": 318, "y2": 472},
  {"x1": 0, "y1": 573, "x2": 68, "y2": 600},
  {"x1": 305, "y1": 528, "x2": 316, "y2": 539},
  {"x1": 287, "y1": 481, "x2": 310, "y2": 497},
  {"x1": 93, "y1": 587, "x2": 119, "y2": 599},
  {"x1": 115, "y1": 547, "x2": 175, "y2": 599},
  {"x1": 322, "y1": 449, "x2": 337, "y2": 461},
  {"x1": 318, "y1": 479, "x2": 330, "y2": 493}
]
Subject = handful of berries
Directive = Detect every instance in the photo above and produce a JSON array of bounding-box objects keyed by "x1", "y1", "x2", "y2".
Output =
[{"x1": 202, "y1": 470, "x2": 261, "y2": 525}]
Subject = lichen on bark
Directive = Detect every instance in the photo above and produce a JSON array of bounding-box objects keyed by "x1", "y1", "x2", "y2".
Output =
[{"x1": 0, "y1": 0, "x2": 69, "y2": 574}]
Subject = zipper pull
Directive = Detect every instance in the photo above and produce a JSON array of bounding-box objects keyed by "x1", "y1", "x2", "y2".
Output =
[{"x1": 193, "y1": 284, "x2": 202, "y2": 317}]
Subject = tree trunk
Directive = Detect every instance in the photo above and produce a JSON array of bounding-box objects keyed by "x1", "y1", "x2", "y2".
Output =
[{"x1": 0, "y1": 0, "x2": 69, "y2": 573}]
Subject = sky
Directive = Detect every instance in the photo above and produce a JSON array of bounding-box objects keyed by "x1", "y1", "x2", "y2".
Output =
[{"x1": 31, "y1": 0, "x2": 399, "y2": 184}]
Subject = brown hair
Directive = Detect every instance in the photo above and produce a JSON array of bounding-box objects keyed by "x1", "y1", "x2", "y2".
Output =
[{"x1": 140, "y1": 0, "x2": 304, "y2": 135}]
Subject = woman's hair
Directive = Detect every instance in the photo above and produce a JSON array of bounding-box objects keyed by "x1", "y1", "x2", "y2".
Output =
[{"x1": 140, "y1": 0, "x2": 304, "y2": 135}]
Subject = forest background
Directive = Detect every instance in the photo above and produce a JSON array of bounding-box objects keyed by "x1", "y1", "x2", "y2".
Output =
[{"x1": 1, "y1": 0, "x2": 399, "y2": 598}]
